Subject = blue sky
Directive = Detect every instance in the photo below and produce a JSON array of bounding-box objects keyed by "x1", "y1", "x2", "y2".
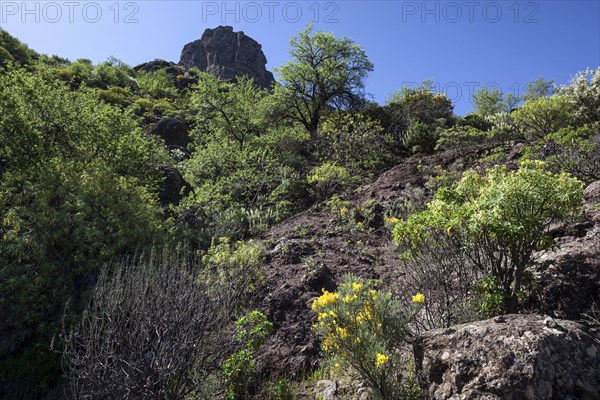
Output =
[{"x1": 1, "y1": 1, "x2": 598, "y2": 114}]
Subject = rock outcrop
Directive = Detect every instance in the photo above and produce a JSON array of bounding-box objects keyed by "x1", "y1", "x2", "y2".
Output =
[
  {"x1": 133, "y1": 60, "x2": 198, "y2": 89},
  {"x1": 532, "y1": 180, "x2": 600, "y2": 320},
  {"x1": 179, "y1": 25, "x2": 275, "y2": 89},
  {"x1": 413, "y1": 314, "x2": 600, "y2": 400},
  {"x1": 157, "y1": 166, "x2": 191, "y2": 212},
  {"x1": 146, "y1": 117, "x2": 191, "y2": 151}
]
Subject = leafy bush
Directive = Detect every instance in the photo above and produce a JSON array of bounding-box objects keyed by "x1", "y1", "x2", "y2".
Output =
[
  {"x1": 312, "y1": 275, "x2": 423, "y2": 400},
  {"x1": 0, "y1": 67, "x2": 167, "y2": 397},
  {"x1": 318, "y1": 112, "x2": 390, "y2": 172},
  {"x1": 512, "y1": 96, "x2": 575, "y2": 139},
  {"x1": 137, "y1": 69, "x2": 178, "y2": 99},
  {"x1": 435, "y1": 126, "x2": 489, "y2": 152},
  {"x1": 558, "y1": 67, "x2": 600, "y2": 125},
  {"x1": 521, "y1": 127, "x2": 600, "y2": 183},
  {"x1": 202, "y1": 237, "x2": 266, "y2": 294},
  {"x1": 307, "y1": 163, "x2": 355, "y2": 200},
  {"x1": 223, "y1": 311, "x2": 274, "y2": 400},
  {"x1": 393, "y1": 162, "x2": 584, "y2": 312}
]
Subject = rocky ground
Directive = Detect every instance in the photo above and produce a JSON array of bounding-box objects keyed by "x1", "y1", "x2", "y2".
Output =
[{"x1": 249, "y1": 146, "x2": 600, "y2": 398}]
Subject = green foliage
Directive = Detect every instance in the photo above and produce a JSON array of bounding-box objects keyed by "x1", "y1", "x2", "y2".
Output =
[
  {"x1": 137, "y1": 69, "x2": 178, "y2": 99},
  {"x1": 274, "y1": 24, "x2": 374, "y2": 139},
  {"x1": 263, "y1": 379, "x2": 296, "y2": 400},
  {"x1": 435, "y1": 126, "x2": 489, "y2": 152},
  {"x1": 472, "y1": 86, "x2": 506, "y2": 117},
  {"x1": 307, "y1": 163, "x2": 354, "y2": 200},
  {"x1": 318, "y1": 112, "x2": 390, "y2": 172},
  {"x1": 89, "y1": 58, "x2": 134, "y2": 88},
  {"x1": 385, "y1": 84, "x2": 454, "y2": 152},
  {"x1": 202, "y1": 237, "x2": 266, "y2": 293},
  {"x1": 402, "y1": 120, "x2": 440, "y2": 154},
  {"x1": 224, "y1": 311, "x2": 274, "y2": 400},
  {"x1": 471, "y1": 275, "x2": 506, "y2": 316},
  {"x1": 0, "y1": 67, "x2": 167, "y2": 396},
  {"x1": 0, "y1": 29, "x2": 37, "y2": 66},
  {"x1": 311, "y1": 275, "x2": 422, "y2": 400},
  {"x1": 513, "y1": 96, "x2": 575, "y2": 139},
  {"x1": 520, "y1": 127, "x2": 600, "y2": 183},
  {"x1": 393, "y1": 162, "x2": 584, "y2": 312},
  {"x1": 485, "y1": 111, "x2": 522, "y2": 140},
  {"x1": 523, "y1": 78, "x2": 555, "y2": 102},
  {"x1": 191, "y1": 74, "x2": 267, "y2": 149},
  {"x1": 53, "y1": 58, "x2": 94, "y2": 88}
]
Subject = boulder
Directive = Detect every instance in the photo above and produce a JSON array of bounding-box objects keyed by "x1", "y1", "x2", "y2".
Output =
[
  {"x1": 147, "y1": 117, "x2": 191, "y2": 149},
  {"x1": 180, "y1": 25, "x2": 275, "y2": 89},
  {"x1": 413, "y1": 314, "x2": 600, "y2": 399},
  {"x1": 157, "y1": 166, "x2": 191, "y2": 211}
]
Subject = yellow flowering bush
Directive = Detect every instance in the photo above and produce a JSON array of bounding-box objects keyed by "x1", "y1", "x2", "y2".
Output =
[{"x1": 312, "y1": 275, "x2": 422, "y2": 399}]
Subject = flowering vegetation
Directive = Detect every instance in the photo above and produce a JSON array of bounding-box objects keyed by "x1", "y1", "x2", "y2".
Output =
[
  {"x1": 0, "y1": 25, "x2": 598, "y2": 399},
  {"x1": 311, "y1": 275, "x2": 422, "y2": 399}
]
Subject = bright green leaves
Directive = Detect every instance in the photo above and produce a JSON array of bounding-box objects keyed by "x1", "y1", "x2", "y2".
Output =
[
  {"x1": 393, "y1": 162, "x2": 584, "y2": 312},
  {"x1": 513, "y1": 95, "x2": 575, "y2": 139},
  {"x1": 274, "y1": 25, "x2": 374, "y2": 139}
]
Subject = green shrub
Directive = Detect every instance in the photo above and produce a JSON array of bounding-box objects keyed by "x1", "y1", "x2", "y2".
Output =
[
  {"x1": 318, "y1": 112, "x2": 390, "y2": 172},
  {"x1": 202, "y1": 237, "x2": 266, "y2": 294},
  {"x1": 513, "y1": 96, "x2": 575, "y2": 139},
  {"x1": 312, "y1": 275, "x2": 423, "y2": 400},
  {"x1": 137, "y1": 69, "x2": 178, "y2": 99},
  {"x1": 435, "y1": 126, "x2": 488, "y2": 152},
  {"x1": 401, "y1": 120, "x2": 441, "y2": 154},
  {"x1": 223, "y1": 311, "x2": 274, "y2": 400},
  {"x1": 393, "y1": 162, "x2": 584, "y2": 313},
  {"x1": 307, "y1": 163, "x2": 354, "y2": 200}
]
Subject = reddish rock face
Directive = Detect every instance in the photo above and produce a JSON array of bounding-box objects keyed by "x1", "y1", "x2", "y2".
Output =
[{"x1": 180, "y1": 25, "x2": 275, "y2": 89}]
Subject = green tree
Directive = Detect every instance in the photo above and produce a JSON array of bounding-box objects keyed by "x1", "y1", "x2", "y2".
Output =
[
  {"x1": 384, "y1": 82, "x2": 454, "y2": 152},
  {"x1": 513, "y1": 96, "x2": 575, "y2": 139},
  {"x1": 393, "y1": 162, "x2": 583, "y2": 313},
  {"x1": 318, "y1": 112, "x2": 390, "y2": 172},
  {"x1": 472, "y1": 86, "x2": 506, "y2": 117},
  {"x1": 523, "y1": 78, "x2": 555, "y2": 102},
  {"x1": 274, "y1": 25, "x2": 374, "y2": 140},
  {"x1": 190, "y1": 74, "x2": 267, "y2": 150}
]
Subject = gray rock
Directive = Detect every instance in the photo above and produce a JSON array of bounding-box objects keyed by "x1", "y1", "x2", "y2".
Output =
[
  {"x1": 315, "y1": 380, "x2": 337, "y2": 400},
  {"x1": 413, "y1": 314, "x2": 600, "y2": 400},
  {"x1": 180, "y1": 25, "x2": 275, "y2": 89}
]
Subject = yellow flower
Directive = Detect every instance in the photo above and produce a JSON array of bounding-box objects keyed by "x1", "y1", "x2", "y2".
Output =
[
  {"x1": 335, "y1": 326, "x2": 348, "y2": 340},
  {"x1": 352, "y1": 282, "x2": 363, "y2": 292},
  {"x1": 375, "y1": 353, "x2": 389, "y2": 368},
  {"x1": 412, "y1": 292, "x2": 425, "y2": 303},
  {"x1": 335, "y1": 362, "x2": 340, "y2": 368},
  {"x1": 312, "y1": 289, "x2": 339, "y2": 311},
  {"x1": 385, "y1": 216, "x2": 400, "y2": 224},
  {"x1": 339, "y1": 206, "x2": 349, "y2": 215}
]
